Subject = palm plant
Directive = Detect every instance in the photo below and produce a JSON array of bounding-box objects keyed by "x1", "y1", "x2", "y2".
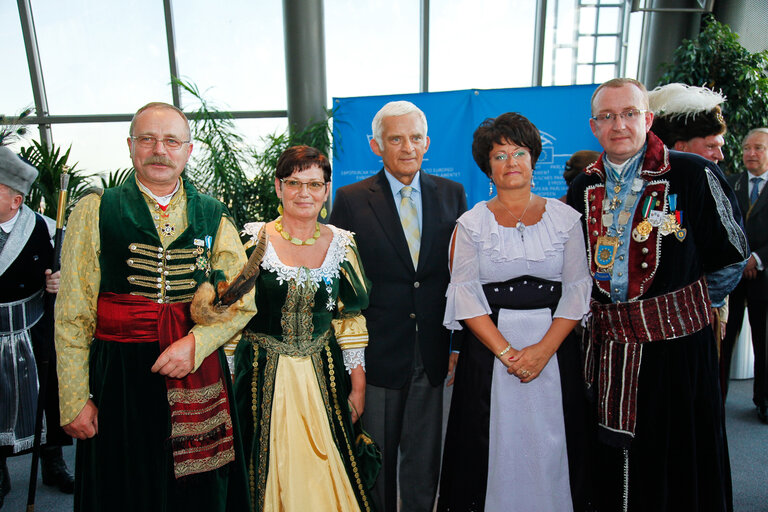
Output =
[
  {"x1": 98, "y1": 167, "x2": 134, "y2": 189},
  {"x1": 20, "y1": 140, "x2": 90, "y2": 220},
  {"x1": 176, "y1": 77, "x2": 333, "y2": 228},
  {"x1": 0, "y1": 107, "x2": 33, "y2": 147}
]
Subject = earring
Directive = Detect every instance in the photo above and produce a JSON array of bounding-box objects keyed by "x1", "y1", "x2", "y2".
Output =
[
  {"x1": 531, "y1": 177, "x2": 536, "y2": 189},
  {"x1": 320, "y1": 206, "x2": 328, "y2": 219},
  {"x1": 278, "y1": 203, "x2": 284, "y2": 215},
  {"x1": 489, "y1": 178, "x2": 494, "y2": 197}
]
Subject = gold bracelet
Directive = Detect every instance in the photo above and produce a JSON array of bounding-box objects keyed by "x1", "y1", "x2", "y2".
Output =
[{"x1": 497, "y1": 344, "x2": 512, "y2": 358}]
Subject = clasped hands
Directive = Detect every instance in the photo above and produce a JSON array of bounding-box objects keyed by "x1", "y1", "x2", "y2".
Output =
[
  {"x1": 501, "y1": 342, "x2": 554, "y2": 383},
  {"x1": 63, "y1": 334, "x2": 196, "y2": 440}
]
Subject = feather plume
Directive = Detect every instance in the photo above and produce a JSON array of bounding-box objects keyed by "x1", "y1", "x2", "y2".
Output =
[
  {"x1": 190, "y1": 226, "x2": 268, "y2": 326},
  {"x1": 649, "y1": 83, "x2": 726, "y2": 120}
]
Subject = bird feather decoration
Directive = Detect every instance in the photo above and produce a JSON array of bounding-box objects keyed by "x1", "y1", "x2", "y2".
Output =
[
  {"x1": 190, "y1": 225, "x2": 268, "y2": 325},
  {"x1": 648, "y1": 83, "x2": 726, "y2": 120}
]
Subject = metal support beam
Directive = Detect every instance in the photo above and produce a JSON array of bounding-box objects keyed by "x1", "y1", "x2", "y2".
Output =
[
  {"x1": 532, "y1": 0, "x2": 547, "y2": 86},
  {"x1": 637, "y1": 0, "x2": 703, "y2": 87},
  {"x1": 163, "y1": 0, "x2": 182, "y2": 108},
  {"x1": 16, "y1": 0, "x2": 52, "y2": 148},
  {"x1": 282, "y1": 0, "x2": 328, "y2": 132},
  {"x1": 2, "y1": 110, "x2": 289, "y2": 126},
  {"x1": 420, "y1": 0, "x2": 430, "y2": 92}
]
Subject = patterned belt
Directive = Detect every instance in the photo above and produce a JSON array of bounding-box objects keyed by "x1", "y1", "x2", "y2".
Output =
[
  {"x1": 0, "y1": 289, "x2": 45, "y2": 334},
  {"x1": 244, "y1": 329, "x2": 332, "y2": 357},
  {"x1": 586, "y1": 277, "x2": 711, "y2": 446}
]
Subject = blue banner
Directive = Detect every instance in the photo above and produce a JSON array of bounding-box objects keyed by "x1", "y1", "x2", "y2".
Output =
[{"x1": 332, "y1": 85, "x2": 603, "y2": 208}]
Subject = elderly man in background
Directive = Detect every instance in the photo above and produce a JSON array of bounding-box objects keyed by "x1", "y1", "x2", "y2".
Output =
[
  {"x1": 648, "y1": 83, "x2": 748, "y2": 389},
  {"x1": 722, "y1": 128, "x2": 768, "y2": 422},
  {"x1": 567, "y1": 78, "x2": 748, "y2": 511},
  {"x1": 55, "y1": 102, "x2": 254, "y2": 512},
  {"x1": 330, "y1": 101, "x2": 466, "y2": 512},
  {"x1": 0, "y1": 147, "x2": 73, "y2": 509}
]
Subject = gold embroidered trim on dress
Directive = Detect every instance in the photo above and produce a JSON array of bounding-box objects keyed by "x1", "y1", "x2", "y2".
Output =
[
  {"x1": 257, "y1": 352, "x2": 278, "y2": 510},
  {"x1": 323, "y1": 343, "x2": 371, "y2": 511},
  {"x1": 249, "y1": 343, "x2": 260, "y2": 508}
]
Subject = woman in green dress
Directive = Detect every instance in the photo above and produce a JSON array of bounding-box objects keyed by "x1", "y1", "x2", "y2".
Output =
[{"x1": 234, "y1": 146, "x2": 374, "y2": 512}]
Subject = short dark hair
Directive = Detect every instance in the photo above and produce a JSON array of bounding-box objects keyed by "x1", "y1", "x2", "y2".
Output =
[
  {"x1": 275, "y1": 145, "x2": 332, "y2": 182},
  {"x1": 651, "y1": 106, "x2": 726, "y2": 148},
  {"x1": 472, "y1": 113, "x2": 542, "y2": 177}
]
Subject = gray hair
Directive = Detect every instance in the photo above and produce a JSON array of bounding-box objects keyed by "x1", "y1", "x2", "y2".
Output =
[
  {"x1": 371, "y1": 101, "x2": 428, "y2": 148},
  {"x1": 129, "y1": 102, "x2": 190, "y2": 139},
  {"x1": 744, "y1": 127, "x2": 768, "y2": 144}
]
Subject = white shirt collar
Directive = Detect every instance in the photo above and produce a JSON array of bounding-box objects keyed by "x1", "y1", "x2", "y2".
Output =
[
  {"x1": 0, "y1": 209, "x2": 20, "y2": 234},
  {"x1": 136, "y1": 177, "x2": 181, "y2": 206},
  {"x1": 384, "y1": 169, "x2": 421, "y2": 197}
]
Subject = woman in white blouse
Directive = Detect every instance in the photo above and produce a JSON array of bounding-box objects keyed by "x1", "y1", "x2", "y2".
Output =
[{"x1": 437, "y1": 113, "x2": 593, "y2": 512}]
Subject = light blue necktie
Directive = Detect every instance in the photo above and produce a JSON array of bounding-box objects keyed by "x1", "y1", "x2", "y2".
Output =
[
  {"x1": 750, "y1": 177, "x2": 762, "y2": 205},
  {"x1": 399, "y1": 186, "x2": 420, "y2": 267}
]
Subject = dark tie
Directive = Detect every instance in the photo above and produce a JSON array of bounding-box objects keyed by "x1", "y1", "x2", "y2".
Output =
[{"x1": 750, "y1": 177, "x2": 762, "y2": 205}]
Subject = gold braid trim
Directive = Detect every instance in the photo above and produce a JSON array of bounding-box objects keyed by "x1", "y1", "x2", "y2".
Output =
[
  {"x1": 323, "y1": 344, "x2": 371, "y2": 511},
  {"x1": 170, "y1": 410, "x2": 232, "y2": 437},
  {"x1": 243, "y1": 330, "x2": 331, "y2": 358},
  {"x1": 249, "y1": 343, "x2": 260, "y2": 509},
  {"x1": 168, "y1": 380, "x2": 225, "y2": 405},
  {"x1": 170, "y1": 397, "x2": 227, "y2": 417},
  {"x1": 256, "y1": 352, "x2": 278, "y2": 511},
  {"x1": 172, "y1": 445, "x2": 236, "y2": 478}
]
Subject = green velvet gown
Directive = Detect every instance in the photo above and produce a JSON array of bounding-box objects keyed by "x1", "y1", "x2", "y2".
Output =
[{"x1": 233, "y1": 223, "x2": 374, "y2": 512}]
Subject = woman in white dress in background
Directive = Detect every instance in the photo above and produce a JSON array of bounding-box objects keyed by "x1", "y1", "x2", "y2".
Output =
[{"x1": 437, "y1": 113, "x2": 593, "y2": 512}]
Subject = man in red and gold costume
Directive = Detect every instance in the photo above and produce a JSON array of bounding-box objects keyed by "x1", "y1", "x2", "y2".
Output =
[
  {"x1": 55, "y1": 102, "x2": 255, "y2": 512},
  {"x1": 568, "y1": 79, "x2": 748, "y2": 512}
]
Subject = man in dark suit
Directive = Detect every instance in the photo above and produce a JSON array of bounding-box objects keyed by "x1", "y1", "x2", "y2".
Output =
[
  {"x1": 723, "y1": 127, "x2": 768, "y2": 423},
  {"x1": 330, "y1": 101, "x2": 466, "y2": 512}
]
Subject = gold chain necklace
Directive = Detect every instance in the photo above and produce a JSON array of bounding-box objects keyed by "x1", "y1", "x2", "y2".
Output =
[
  {"x1": 497, "y1": 193, "x2": 533, "y2": 238},
  {"x1": 275, "y1": 216, "x2": 321, "y2": 246}
]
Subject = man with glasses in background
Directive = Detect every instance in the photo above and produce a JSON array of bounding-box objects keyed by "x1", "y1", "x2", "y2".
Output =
[
  {"x1": 567, "y1": 78, "x2": 748, "y2": 512},
  {"x1": 648, "y1": 83, "x2": 749, "y2": 401},
  {"x1": 55, "y1": 102, "x2": 254, "y2": 512},
  {"x1": 723, "y1": 128, "x2": 768, "y2": 423}
]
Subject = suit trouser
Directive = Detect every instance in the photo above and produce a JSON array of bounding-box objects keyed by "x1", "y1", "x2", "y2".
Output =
[
  {"x1": 364, "y1": 345, "x2": 443, "y2": 512},
  {"x1": 721, "y1": 281, "x2": 768, "y2": 407}
]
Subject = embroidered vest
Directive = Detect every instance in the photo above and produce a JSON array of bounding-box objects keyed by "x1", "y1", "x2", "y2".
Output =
[{"x1": 98, "y1": 176, "x2": 227, "y2": 304}]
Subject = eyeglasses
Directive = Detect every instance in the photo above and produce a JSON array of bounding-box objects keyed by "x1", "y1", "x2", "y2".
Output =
[
  {"x1": 591, "y1": 109, "x2": 648, "y2": 124},
  {"x1": 492, "y1": 149, "x2": 529, "y2": 162},
  {"x1": 131, "y1": 135, "x2": 190, "y2": 150},
  {"x1": 280, "y1": 178, "x2": 327, "y2": 192}
]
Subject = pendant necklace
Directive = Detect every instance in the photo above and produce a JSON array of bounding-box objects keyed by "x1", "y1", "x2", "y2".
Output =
[{"x1": 497, "y1": 193, "x2": 533, "y2": 240}]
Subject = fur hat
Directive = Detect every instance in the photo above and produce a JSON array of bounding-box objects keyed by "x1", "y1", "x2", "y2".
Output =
[
  {"x1": 649, "y1": 83, "x2": 727, "y2": 148},
  {"x1": 0, "y1": 146, "x2": 38, "y2": 196}
]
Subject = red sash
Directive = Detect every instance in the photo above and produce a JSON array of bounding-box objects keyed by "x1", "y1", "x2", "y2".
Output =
[{"x1": 95, "y1": 292, "x2": 235, "y2": 478}]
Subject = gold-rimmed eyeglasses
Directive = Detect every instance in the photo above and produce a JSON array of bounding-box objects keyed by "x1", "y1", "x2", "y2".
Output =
[
  {"x1": 131, "y1": 135, "x2": 190, "y2": 151},
  {"x1": 280, "y1": 178, "x2": 327, "y2": 192},
  {"x1": 591, "y1": 109, "x2": 648, "y2": 124}
]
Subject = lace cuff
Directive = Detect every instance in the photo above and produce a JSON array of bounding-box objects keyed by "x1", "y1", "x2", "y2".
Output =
[{"x1": 342, "y1": 347, "x2": 365, "y2": 373}]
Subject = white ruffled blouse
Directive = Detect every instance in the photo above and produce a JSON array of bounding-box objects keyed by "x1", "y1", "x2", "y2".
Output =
[{"x1": 444, "y1": 198, "x2": 592, "y2": 330}]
